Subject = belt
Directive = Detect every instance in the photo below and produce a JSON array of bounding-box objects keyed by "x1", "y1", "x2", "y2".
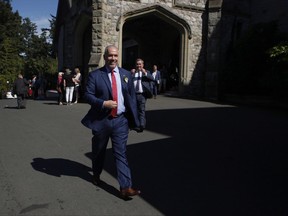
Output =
[
  {"x1": 108, "y1": 113, "x2": 125, "y2": 120},
  {"x1": 136, "y1": 92, "x2": 143, "y2": 95}
]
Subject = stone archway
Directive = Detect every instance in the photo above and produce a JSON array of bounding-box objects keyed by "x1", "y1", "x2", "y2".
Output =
[
  {"x1": 73, "y1": 13, "x2": 92, "y2": 73},
  {"x1": 117, "y1": 5, "x2": 191, "y2": 92},
  {"x1": 72, "y1": 12, "x2": 92, "y2": 97},
  {"x1": 72, "y1": 13, "x2": 92, "y2": 100}
]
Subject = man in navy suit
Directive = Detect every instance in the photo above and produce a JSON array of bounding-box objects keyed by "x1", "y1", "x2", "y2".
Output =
[
  {"x1": 132, "y1": 58, "x2": 154, "y2": 130},
  {"x1": 151, "y1": 64, "x2": 161, "y2": 99},
  {"x1": 81, "y1": 45, "x2": 141, "y2": 198}
]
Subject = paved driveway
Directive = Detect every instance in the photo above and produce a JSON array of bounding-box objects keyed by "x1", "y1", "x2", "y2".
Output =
[{"x1": 0, "y1": 96, "x2": 288, "y2": 216}]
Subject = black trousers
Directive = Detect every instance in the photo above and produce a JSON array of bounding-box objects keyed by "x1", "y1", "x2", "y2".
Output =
[{"x1": 17, "y1": 94, "x2": 27, "y2": 108}]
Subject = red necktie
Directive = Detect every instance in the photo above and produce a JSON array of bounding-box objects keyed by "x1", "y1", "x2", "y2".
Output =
[{"x1": 111, "y1": 70, "x2": 118, "y2": 117}]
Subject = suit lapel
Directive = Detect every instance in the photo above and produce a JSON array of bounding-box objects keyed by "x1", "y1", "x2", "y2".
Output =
[
  {"x1": 100, "y1": 67, "x2": 112, "y2": 96},
  {"x1": 119, "y1": 69, "x2": 130, "y2": 94}
]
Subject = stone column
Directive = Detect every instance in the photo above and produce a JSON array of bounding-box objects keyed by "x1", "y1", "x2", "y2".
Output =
[{"x1": 205, "y1": 0, "x2": 223, "y2": 100}]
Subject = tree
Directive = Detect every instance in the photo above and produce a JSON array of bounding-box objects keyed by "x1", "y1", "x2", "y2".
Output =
[
  {"x1": 0, "y1": 1, "x2": 58, "y2": 96},
  {"x1": 0, "y1": 1, "x2": 23, "y2": 94}
]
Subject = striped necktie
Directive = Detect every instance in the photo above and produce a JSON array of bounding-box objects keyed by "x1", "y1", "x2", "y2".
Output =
[{"x1": 136, "y1": 71, "x2": 141, "y2": 92}]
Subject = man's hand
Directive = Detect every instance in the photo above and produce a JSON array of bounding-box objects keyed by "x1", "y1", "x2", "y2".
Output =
[
  {"x1": 103, "y1": 100, "x2": 117, "y2": 109},
  {"x1": 142, "y1": 68, "x2": 147, "y2": 75}
]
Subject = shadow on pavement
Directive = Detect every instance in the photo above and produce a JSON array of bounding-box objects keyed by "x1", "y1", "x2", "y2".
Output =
[
  {"x1": 31, "y1": 157, "x2": 121, "y2": 199},
  {"x1": 43, "y1": 102, "x2": 59, "y2": 105},
  {"x1": 103, "y1": 107, "x2": 288, "y2": 216},
  {"x1": 4, "y1": 106, "x2": 19, "y2": 109},
  {"x1": 31, "y1": 158, "x2": 92, "y2": 182},
  {"x1": 29, "y1": 105, "x2": 288, "y2": 215}
]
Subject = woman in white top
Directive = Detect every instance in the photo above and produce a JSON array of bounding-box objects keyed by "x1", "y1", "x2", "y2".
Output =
[{"x1": 73, "y1": 67, "x2": 82, "y2": 103}]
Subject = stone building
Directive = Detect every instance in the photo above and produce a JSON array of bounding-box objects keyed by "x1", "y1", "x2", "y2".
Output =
[{"x1": 55, "y1": 0, "x2": 288, "y2": 99}]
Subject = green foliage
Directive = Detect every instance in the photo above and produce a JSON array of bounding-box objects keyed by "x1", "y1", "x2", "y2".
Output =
[
  {"x1": 0, "y1": 0, "x2": 57, "y2": 95},
  {"x1": 268, "y1": 41, "x2": 288, "y2": 62},
  {"x1": 0, "y1": 1, "x2": 23, "y2": 93},
  {"x1": 267, "y1": 41, "x2": 288, "y2": 97},
  {"x1": 223, "y1": 22, "x2": 288, "y2": 97}
]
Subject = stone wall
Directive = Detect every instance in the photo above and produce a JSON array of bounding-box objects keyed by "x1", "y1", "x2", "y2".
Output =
[
  {"x1": 60, "y1": 0, "x2": 288, "y2": 99},
  {"x1": 88, "y1": 0, "x2": 212, "y2": 97}
]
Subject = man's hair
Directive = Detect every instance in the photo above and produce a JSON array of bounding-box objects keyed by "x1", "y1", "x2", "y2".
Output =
[
  {"x1": 135, "y1": 58, "x2": 144, "y2": 64},
  {"x1": 104, "y1": 45, "x2": 118, "y2": 57}
]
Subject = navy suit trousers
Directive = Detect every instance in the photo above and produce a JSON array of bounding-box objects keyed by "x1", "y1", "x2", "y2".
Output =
[
  {"x1": 91, "y1": 115, "x2": 132, "y2": 189},
  {"x1": 136, "y1": 93, "x2": 147, "y2": 128}
]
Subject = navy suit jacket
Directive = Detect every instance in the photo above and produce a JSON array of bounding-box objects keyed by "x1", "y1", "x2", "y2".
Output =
[
  {"x1": 153, "y1": 70, "x2": 161, "y2": 84},
  {"x1": 142, "y1": 70, "x2": 154, "y2": 89},
  {"x1": 81, "y1": 66, "x2": 140, "y2": 132}
]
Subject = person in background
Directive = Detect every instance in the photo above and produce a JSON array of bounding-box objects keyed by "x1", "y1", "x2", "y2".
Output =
[
  {"x1": 57, "y1": 71, "x2": 64, "y2": 105},
  {"x1": 132, "y1": 58, "x2": 154, "y2": 130},
  {"x1": 36, "y1": 75, "x2": 47, "y2": 99},
  {"x1": 81, "y1": 45, "x2": 142, "y2": 199},
  {"x1": 13, "y1": 74, "x2": 29, "y2": 109},
  {"x1": 27, "y1": 80, "x2": 33, "y2": 99},
  {"x1": 131, "y1": 68, "x2": 136, "y2": 74},
  {"x1": 63, "y1": 68, "x2": 75, "y2": 105},
  {"x1": 73, "y1": 67, "x2": 82, "y2": 103},
  {"x1": 31, "y1": 75, "x2": 37, "y2": 99},
  {"x1": 151, "y1": 64, "x2": 161, "y2": 99}
]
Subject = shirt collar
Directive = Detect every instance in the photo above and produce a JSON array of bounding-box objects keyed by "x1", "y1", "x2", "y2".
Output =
[{"x1": 106, "y1": 66, "x2": 119, "y2": 73}]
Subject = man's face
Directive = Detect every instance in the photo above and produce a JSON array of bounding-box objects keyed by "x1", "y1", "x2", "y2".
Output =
[
  {"x1": 136, "y1": 61, "x2": 144, "y2": 71},
  {"x1": 104, "y1": 47, "x2": 118, "y2": 70}
]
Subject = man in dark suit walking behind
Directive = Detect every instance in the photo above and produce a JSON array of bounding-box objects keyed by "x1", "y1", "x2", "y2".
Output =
[
  {"x1": 132, "y1": 58, "x2": 154, "y2": 130},
  {"x1": 81, "y1": 45, "x2": 141, "y2": 199},
  {"x1": 13, "y1": 74, "x2": 29, "y2": 109}
]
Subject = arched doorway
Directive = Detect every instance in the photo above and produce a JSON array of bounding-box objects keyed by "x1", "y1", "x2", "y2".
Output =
[
  {"x1": 122, "y1": 16, "x2": 180, "y2": 91},
  {"x1": 118, "y1": 5, "x2": 191, "y2": 93}
]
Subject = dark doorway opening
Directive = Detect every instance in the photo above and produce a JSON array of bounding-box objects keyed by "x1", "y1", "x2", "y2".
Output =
[{"x1": 122, "y1": 14, "x2": 181, "y2": 91}]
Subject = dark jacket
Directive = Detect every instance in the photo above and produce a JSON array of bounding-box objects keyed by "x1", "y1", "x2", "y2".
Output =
[
  {"x1": 132, "y1": 70, "x2": 154, "y2": 98},
  {"x1": 13, "y1": 78, "x2": 29, "y2": 95}
]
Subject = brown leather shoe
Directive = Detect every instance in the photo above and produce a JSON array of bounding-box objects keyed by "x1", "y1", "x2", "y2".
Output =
[
  {"x1": 92, "y1": 175, "x2": 102, "y2": 186},
  {"x1": 120, "y1": 188, "x2": 141, "y2": 198}
]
